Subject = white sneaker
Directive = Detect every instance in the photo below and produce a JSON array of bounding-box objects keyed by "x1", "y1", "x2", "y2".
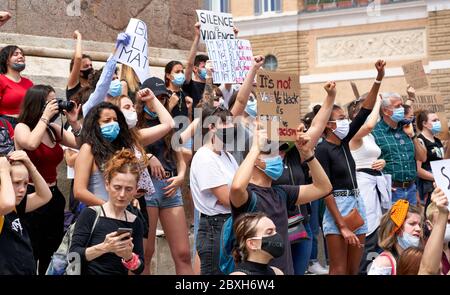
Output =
[
  {"x1": 156, "y1": 229, "x2": 165, "y2": 237},
  {"x1": 307, "y1": 261, "x2": 329, "y2": 275}
]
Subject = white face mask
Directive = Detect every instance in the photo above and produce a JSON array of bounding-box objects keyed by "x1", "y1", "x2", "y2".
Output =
[
  {"x1": 123, "y1": 110, "x2": 137, "y2": 129},
  {"x1": 397, "y1": 231, "x2": 420, "y2": 249},
  {"x1": 332, "y1": 119, "x2": 350, "y2": 140},
  {"x1": 444, "y1": 224, "x2": 450, "y2": 243}
]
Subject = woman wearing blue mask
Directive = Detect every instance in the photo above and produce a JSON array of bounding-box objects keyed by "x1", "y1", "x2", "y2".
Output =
[
  {"x1": 368, "y1": 200, "x2": 422, "y2": 275},
  {"x1": 230, "y1": 127, "x2": 332, "y2": 275},
  {"x1": 316, "y1": 60, "x2": 386, "y2": 275},
  {"x1": 416, "y1": 110, "x2": 446, "y2": 207},
  {"x1": 164, "y1": 60, "x2": 191, "y2": 120}
]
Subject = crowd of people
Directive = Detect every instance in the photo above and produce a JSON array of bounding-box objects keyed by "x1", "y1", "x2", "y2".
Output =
[{"x1": 0, "y1": 11, "x2": 449, "y2": 276}]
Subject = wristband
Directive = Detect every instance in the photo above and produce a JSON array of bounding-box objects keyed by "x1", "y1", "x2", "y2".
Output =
[
  {"x1": 374, "y1": 80, "x2": 381, "y2": 84},
  {"x1": 303, "y1": 155, "x2": 315, "y2": 163},
  {"x1": 149, "y1": 154, "x2": 154, "y2": 160},
  {"x1": 40, "y1": 117, "x2": 49, "y2": 125},
  {"x1": 71, "y1": 126, "x2": 82, "y2": 137},
  {"x1": 121, "y1": 253, "x2": 139, "y2": 270}
]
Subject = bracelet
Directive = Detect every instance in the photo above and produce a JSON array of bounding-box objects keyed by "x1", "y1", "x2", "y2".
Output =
[
  {"x1": 303, "y1": 155, "x2": 315, "y2": 163},
  {"x1": 121, "y1": 253, "x2": 139, "y2": 270},
  {"x1": 40, "y1": 117, "x2": 49, "y2": 125},
  {"x1": 71, "y1": 126, "x2": 82, "y2": 137},
  {"x1": 374, "y1": 80, "x2": 382, "y2": 84},
  {"x1": 149, "y1": 154, "x2": 154, "y2": 160}
]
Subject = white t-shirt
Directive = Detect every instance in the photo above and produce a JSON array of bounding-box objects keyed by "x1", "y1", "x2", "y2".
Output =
[
  {"x1": 61, "y1": 126, "x2": 79, "y2": 179},
  {"x1": 190, "y1": 146, "x2": 239, "y2": 216}
]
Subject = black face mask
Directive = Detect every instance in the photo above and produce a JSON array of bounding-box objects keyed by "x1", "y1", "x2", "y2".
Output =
[
  {"x1": 80, "y1": 68, "x2": 93, "y2": 79},
  {"x1": 260, "y1": 233, "x2": 284, "y2": 259},
  {"x1": 215, "y1": 126, "x2": 235, "y2": 146}
]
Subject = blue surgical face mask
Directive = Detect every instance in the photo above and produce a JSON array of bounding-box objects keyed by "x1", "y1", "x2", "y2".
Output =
[
  {"x1": 390, "y1": 107, "x2": 405, "y2": 123},
  {"x1": 431, "y1": 121, "x2": 442, "y2": 134},
  {"x1": 101, "y1": 121, "x2": 120, "y2": 142},
  {"x1": 144, "y1": 106, "x2": 158, "y2": 119},
  {"x1": 108, "y1": 79, "x2": 122, "y2": 97},
  {"x1": 258, "y1": 155, "x2": 284, "y2": 180},
  {"x1": 172, "y1": 73, "x2": 185, "y2": 87},
  {"x1": 397, "y1": 231, "x2": 420, "y2": 250},
  {"x1": 199, "y1": 68, "x2": 207, "y2": 80},
  {"x1": 245, "y1": 98, "x2": 257, "y2": 118}
]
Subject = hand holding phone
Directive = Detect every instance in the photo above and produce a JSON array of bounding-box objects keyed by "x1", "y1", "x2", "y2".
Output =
[{"x1": 116, "y1": 228, "x2": 133, "y2": 240}]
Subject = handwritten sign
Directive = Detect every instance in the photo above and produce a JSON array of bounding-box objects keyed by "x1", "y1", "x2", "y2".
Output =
[
  {"x1": 205, "y1": 39, "x2": 253, "y2": 84},
  {"x1": 196, "y1": 10, "x2": 235, "y2": 41},
  {"x1": 255, "y1": 71, "x2": 301, "y2": 141},
  {"x1": 430, "y1": 159, "x2": 450, "y2": 211},
  {"x1": 114, "y1": 18, "x2": 150, "y2": 83},
  {"x1": 409, "y1": 91, "x2": 449, "y2": 140},
  {"x1": 402, "y1": 60, "x2": 429, "y2": 90}
]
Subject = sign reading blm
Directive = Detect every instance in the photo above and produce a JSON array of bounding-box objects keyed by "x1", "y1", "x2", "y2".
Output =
[
  {"x1": 114, "y1": 18, "x2": 150, "y2": 83},
  {"x1": 256, "y1": 71, "x2": 301, "y2": 141},
  {"x1": 196, "y1": 10, "x2": 235, "y2": 41}
]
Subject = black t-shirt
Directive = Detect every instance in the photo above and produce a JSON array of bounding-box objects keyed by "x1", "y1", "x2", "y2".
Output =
[
  {"x1": 418, "y1": 134, "x2": 444, "y2": 172},
  {"x1": 169, "y1": 89, "x2": 189, "y2": 121},
  {"x1": 66, "y1": 82, "x2": 82, "y2": 101},
  {"x1": 0, "y1": 196, "x2": 36, "y2": 275},
  {"x1": 182, "y1": 80, "x2": 205, "y2": 109},
  {"x1": 316, "y1": 108, "x2": 371, "y2": 190},
  {"x1": 144, "y1": 118, "x2": 177, "y2": 173},
  {"x1": 231, "y1": 183, "x2": 299, "y2": 275},
  {"x1": 69, "y1": 207, "x2": 144, "y2": 275},
  {"x1": 234, "y1": 260, "x2": 276, "y2": 275}
]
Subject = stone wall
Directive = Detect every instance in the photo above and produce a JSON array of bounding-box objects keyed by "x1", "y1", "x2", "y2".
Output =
[{"x1": 0, "y1": 0, "x2": 198, "y2": 50}]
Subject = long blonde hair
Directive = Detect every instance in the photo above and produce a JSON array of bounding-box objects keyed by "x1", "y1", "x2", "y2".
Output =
[{"x1": 120, "y1": 64, "x2": 140, "y2": 93}]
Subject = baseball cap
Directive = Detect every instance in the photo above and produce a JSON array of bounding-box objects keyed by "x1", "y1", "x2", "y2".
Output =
[{"x1": 142, "y1": 77, "x2": 169, "y2": 98}]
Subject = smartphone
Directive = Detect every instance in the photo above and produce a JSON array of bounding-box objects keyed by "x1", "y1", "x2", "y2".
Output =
[{"x1": 116, "y1": 227, "x2": 133, "y2": 239}]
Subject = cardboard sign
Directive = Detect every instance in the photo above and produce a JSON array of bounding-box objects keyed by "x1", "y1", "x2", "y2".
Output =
[
  {"x1": 430, "y1": 159, "x2": 450, "y2": 211},
  {"x1": 413, "y1": 91, "x2": 449, "y2": 140},
  {"x1": 196, "y1": 10, "x2": 235, "y2": 41},
  {"x1": 205, "y1": 39, "x2": 253, "y2": 84},
  {"x1": 402, "y1": 60, "x2": 429, "y2": 90},
  {"x1": 255, "y1": 71, "x2": 301, "y2": 141},
  {"x1": 114, "y1": 18, "x2": 150, "y2": 83}
]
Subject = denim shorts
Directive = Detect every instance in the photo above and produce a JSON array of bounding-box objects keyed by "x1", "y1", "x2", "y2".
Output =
[
  {"x1": 323, "y1": 193, "x2": 368, "y2": 236},
  {"x1": 144, "y1": 177, "x2": 183, "y2": 208}
]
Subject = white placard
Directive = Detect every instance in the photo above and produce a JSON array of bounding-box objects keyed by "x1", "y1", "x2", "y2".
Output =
[
  {"x1": 114, "y1": 18, "x2": 150, "y2": 83},
  {"x1": 430, "y1": 159, "x2": 450, "y2": 210},
  {"x1": 205, "y1": 39, "x2": 253, "y2": 84},
  {"x1": 196, "y1": 10, "x2": 235, "y2": 41}
]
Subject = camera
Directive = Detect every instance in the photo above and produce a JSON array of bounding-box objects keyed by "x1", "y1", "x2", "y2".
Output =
[{"x1": 57, "y1": 100, "x2": 75, "y2": 112}]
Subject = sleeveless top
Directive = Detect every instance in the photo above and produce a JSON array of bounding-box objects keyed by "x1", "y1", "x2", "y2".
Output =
[
  {"x1": 418, "y1": 134, "x2": 444, "y2": 172},
  {"x1": 352, "y1": 134, "x2": 381, "y2": 170},
  {"x1": 26, "y1": 142, "x2": 63, "y2": 183}
]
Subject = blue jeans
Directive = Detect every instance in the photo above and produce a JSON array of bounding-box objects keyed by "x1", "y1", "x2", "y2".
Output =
[
  {"x1": 392, "y1": 183, "x2": 417, "y2": 205},
  {"x1": 291, "y1": 222, "x2": 312, "y2": 275},
  {"x1": 309, "y1": 200, "x2": 320, "y2": 260}
]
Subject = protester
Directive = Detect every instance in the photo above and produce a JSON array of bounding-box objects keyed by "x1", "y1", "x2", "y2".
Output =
[
  {"x1": 397, "y1": 247, "x2": 423, "y2": 275},
  {"x1": 0, "y1": 45, "x2": 34, "y2": 127},
  {"x1": 230, "y1": 212, "x2": 284, "y2": 275},
  {"x1": 14, "y1": 85, "x2": 81, "y2": 274},
  {"x1": 165, "y1": 60, "x2": 191, "y2": 119},
  {"x1": 368, "y1": 199, "x2": 422, "y2": 275},
  {"x1": 416, "y1": 110, "x2": 445, "y2": 206},
  {"x1": 70, "y1": 149, "x2": 145, "y2": 275},
  {"x1": 67, "y1": 30, "x2": 93, "y2": 101},
  {"x1": 0, "y1": 152, "x2": 52, "y2": 275}
]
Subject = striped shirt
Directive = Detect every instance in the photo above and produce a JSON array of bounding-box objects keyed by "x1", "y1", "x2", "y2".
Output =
[{"x1": 372, "y1": 119, "x2": 416, "y2": 182}]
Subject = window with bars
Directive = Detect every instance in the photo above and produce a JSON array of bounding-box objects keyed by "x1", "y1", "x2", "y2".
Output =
[{"x1": 254, "y1": 0, "x2": 282, "y2": 15}]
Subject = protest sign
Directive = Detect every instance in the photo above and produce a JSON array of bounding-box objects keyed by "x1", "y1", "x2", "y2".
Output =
[
  {"x1": 411, "y1": 91, "x2": 449, "y2": 140},
  {"x1": 402, "y1": 60, "x2": 429, "y2": 90},
  {"x1": 196, "y1": 10, "x2": 235, "y2": 41},
  {"x1": 430, "y1": 159, "x2": 450, "y2": 211},
  {"x1": 114, "y1": 18, "x2": 150, "y2": 83},
  {"x1": 205, "y1": 39, "x2": 253, "y2": 84},
  {"x1": 255, "y1": 70, "x2": 301, "y2": 141}
]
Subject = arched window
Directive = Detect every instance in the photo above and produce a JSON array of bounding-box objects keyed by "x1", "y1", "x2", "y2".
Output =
[{"x1": 263, "y1": 54, "x2": 278, "y2": 71}]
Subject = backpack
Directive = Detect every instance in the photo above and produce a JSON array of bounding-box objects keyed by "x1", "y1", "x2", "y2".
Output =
[
  {"x1": 0, "y1": 118, "x2": 14, "y2": 156},
  {"x1": 219, "y1": 192, "x2": 257, "y2": 275},
  {"x1": 46, "y1": 206, "x2": 102, "y2": 275}
]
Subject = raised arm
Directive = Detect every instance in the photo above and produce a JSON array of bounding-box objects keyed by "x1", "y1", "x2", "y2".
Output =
[
  {"x1": 296, "y1": 130, "x2": 332, "y2": 204},
  {"x1": 200, "y1": 60, "x2": 215, "y2": 106},
  {"x1": 184, "y1": 22, "x2": 201, "y2": 84},
  {"x1": 0, "y1": 157, "x2": 15, "y2": 215},
  {"x1": 14, "y1": 99, "x2": 59, "y2": 151},
  {"x1": 404, "y1": 85, "x2": 415, "y2": 107},
  {"x1": 361, "y1": 60, "x2": 385, "y2": 111},
  {"x1": 8, "y1": 151, "x2": 52, "y2": 213},
  {"x1": 0, "y1": 11, "x2": 12, "y2": 28},
  {"x1": 231, "y1": 56, "x2": 265, "y2": 117},
  {"x1": 418, "y1": 188, "x2": 449, "y2": 275},
  {"x1": 305, "y1": 81, "x2": 336, "y2": 150},
  {"x1": 351, "y1": 95, "x2": 382, "y2": 142},
  {"x1": 67, "y1": 30, "x2": 83, "y2": 90},
  {"x1": 136, "y1": 88, "x2": 175, "y2": 146}
]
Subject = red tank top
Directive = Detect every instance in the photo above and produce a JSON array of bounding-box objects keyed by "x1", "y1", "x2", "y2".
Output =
[
  {"x1": 26, "y1": 142, "x2": 63, "y2": 183},
  {"x1": 0, "y1": 75, "x2": 33, "y2": 115}
]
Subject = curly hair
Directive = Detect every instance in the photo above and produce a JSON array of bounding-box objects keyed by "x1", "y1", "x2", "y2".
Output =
[
  {"x1": 80, "y1": 102, "x2": 142, "y2": 169},
  {"x1": 0, "y1": 45, "x2": 23, "y2": 74},
  {"x1": 164, "y1": 60, "x2": 183, "y2": 87},
  {"x1": 103, "y1": 148, "x2": 141, "y2": 184},
  {"x1": 232, "y1": 212, "x2": 267, "y2": 264}
]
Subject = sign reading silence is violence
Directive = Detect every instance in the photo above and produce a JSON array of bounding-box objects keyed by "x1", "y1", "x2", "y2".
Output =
[
  {"x1": 196, "y1": 10, "x2": 235, "y2": 41},
  {"x1": 256, "y1": 71, "x2": 301, "y2": 142}
]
